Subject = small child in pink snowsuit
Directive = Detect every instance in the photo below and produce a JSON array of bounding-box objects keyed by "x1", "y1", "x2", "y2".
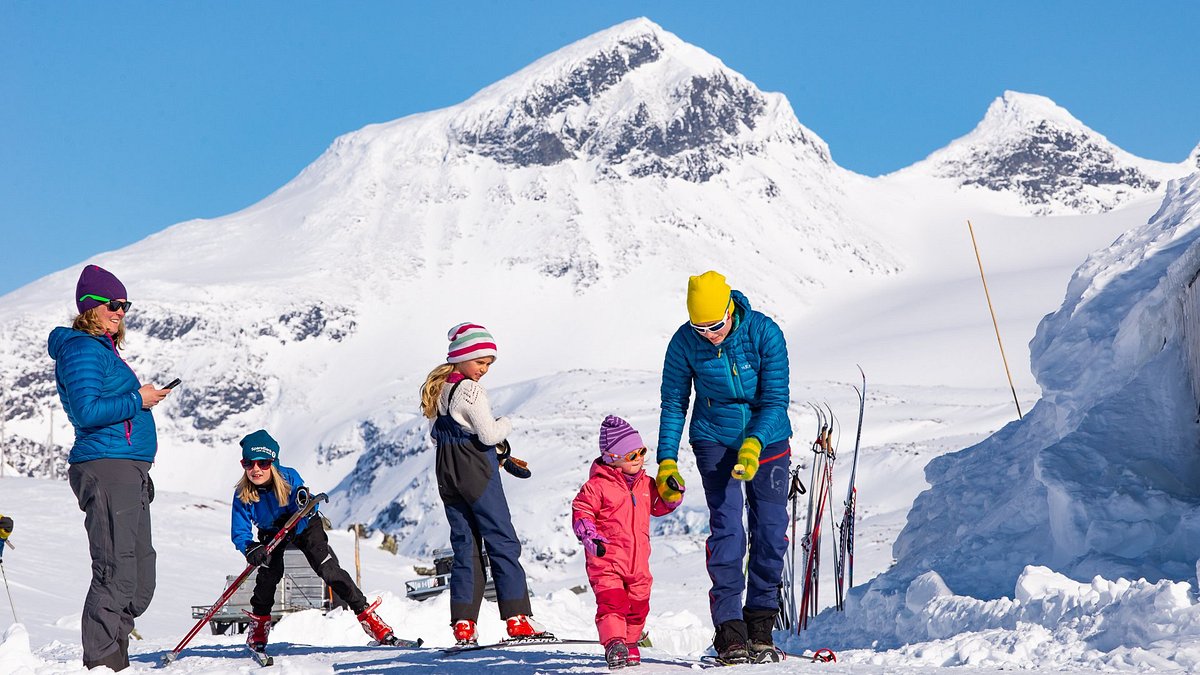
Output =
[{"x1": 572, "y1": 415, "x2": 684, "y2": 669}]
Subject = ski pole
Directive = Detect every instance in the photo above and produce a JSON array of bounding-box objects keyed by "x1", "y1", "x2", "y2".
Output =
[
  {"x1": 1, "y1": 561, "x2": 17, "y2": 624},
  {"x1": 162, "y1": 493, "x2": 327, "y2": 666}
]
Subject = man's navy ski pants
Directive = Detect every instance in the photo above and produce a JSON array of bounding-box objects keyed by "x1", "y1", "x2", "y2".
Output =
[{"x1": 692, "y1": 438, "x2": 791, "y2": 627}]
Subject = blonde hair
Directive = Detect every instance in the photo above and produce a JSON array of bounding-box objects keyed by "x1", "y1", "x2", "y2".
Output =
[
  {"x1": 420, "y1": 363, "x2": 455, "y2": 419},
  {"x1": 72, "y1": 307, "x2": 126, "y2": 349},
  {"x1": 235, "y1": 464, "x2": 292, "y2": 507}
]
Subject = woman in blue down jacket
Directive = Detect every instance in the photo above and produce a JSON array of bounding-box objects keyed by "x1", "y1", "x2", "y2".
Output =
[
  {"x1": 655, "y1": 271, "x2": 792, "y2": 665},
  {"x1": 48, "y1": 265, "x2": 172, "y2": 672}
]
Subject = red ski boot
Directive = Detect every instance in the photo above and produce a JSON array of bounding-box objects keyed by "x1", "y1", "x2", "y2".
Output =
[
  {"x1": 505, "y1": 614, "x2": 550, "y2": 639},
  {"x1": 244, "y1": 612, "x2": 272, "y2": 651},
  {"x1": 626, "y1": 643, "x2": 641, "y2": 666},
  {"x1": 356, "y1": 597, "x2": 396, "y2": 645},
  {"x1": 452, "y1": 619, "x2": 478, "y2": 647}
]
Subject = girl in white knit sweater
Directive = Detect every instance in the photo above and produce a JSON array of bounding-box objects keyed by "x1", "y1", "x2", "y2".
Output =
[{"x1": 419, "y1": 323, "x2": 546, "y2": 647}]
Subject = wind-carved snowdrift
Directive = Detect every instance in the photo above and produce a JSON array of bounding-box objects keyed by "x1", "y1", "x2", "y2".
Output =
[
  {"x1": 804, "y1": 172, "x2": 1200, "y2": 654},
  {"x1": 896, "y1": 91, "x2": 1191, "y2": 215}
]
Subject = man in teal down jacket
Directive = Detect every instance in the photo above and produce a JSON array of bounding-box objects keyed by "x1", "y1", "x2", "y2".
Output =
[{"x1": 655, "y1": 271, "x2": 792, "y2": 664}]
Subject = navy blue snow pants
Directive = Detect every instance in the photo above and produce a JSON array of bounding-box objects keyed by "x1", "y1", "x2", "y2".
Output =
[
  {"x1": 433, "y1": 414, "x2": 532, "y2": 622},
  {"x1": 693, "y1": 438, "x2": 791, "y2": 627}
]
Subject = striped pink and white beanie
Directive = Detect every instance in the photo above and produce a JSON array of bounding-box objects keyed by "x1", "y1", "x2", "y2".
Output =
[
  {"x1": 446, "y1": 322, "x2": 498, "y2": 364},
  {"x1": 599, "y1": 415, "x2": 645, "y2": 464}
]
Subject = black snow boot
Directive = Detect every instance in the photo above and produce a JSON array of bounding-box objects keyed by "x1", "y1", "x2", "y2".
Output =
[
  {"x1": 745, "y1": 607, "x2": 781, "y2": 662},
  {"x1": 712, "y1": 619, "x2": 750, "y2": 664}
]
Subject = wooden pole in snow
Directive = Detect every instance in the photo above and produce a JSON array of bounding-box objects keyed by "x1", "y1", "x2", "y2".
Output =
[{"x1": 968, "y1": 220, "x2": 1023, "y2": 420}]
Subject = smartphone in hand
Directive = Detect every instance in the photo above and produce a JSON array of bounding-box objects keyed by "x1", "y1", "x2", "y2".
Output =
[{"x1": 163, "y1": 378, "x2": 182, "y2": 389}]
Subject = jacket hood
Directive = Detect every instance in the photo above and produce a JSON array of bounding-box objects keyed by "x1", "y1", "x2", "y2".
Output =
[
  {"x1": 730, "y1": 289, "x2": 751, "y2": 314},
  {"x1": 48, "y1": 326, "x2": 102, "y2": 361}
]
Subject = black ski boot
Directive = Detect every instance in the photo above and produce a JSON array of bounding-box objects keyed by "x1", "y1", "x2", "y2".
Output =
[
  {"x1": 712, "y1": 619, "x2": 750, "y2": 665},
  {"x1": 604, "y1": 638, "x2": 629, "y2": 669},
  {"x1": 745, "y1": 607, "x2": 782, "y2": 662}
]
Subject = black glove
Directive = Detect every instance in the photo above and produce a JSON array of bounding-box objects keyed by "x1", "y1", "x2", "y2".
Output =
[
  {"x1": 245, "y1": 543, "x2": 270, "y2": 567},
  {"x1": 496, "y1": 440, "x2": 532, "y2": 479}
]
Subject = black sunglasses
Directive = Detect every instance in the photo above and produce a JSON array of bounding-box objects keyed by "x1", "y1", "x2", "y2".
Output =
[
  {"x1": 240, "y1": 459, "x2": 273, "y2": 470},
  {"x1": 78, "y1": 294, "x2": 132, "y2": 312},
  {"x1": 104, "y1": 299, "x2": 133, "y2": 312}
]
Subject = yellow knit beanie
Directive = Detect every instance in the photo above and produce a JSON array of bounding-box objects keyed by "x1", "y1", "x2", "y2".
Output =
[{"x1": 687, "y1": 271, "x2": 732, "y2": 323}]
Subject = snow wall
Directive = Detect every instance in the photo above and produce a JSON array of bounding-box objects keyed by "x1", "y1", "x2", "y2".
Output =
[{"x1": 816, "y1": 173, "x2": 1200, "y2": 647}]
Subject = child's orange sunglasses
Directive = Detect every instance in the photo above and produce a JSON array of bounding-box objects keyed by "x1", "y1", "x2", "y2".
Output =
[{"x1": 606, "y1": 447, "x2": 647, "y2": 463}]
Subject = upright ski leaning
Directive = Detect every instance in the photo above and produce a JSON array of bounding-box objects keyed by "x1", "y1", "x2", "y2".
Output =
[{"x1": 784, "y1": 368, "x2": 866, "y2": 633}]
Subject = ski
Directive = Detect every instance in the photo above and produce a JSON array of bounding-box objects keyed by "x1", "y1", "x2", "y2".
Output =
[
  {"x1": 698, "y1": 647, "x2": 836, "y2": 667},
  {"x1": 247, "y1": 646, "x2": 273, "y2": 667},
  {"x1": 441, "y1": 634, "x2": 599, "y2": 655},
  {"x1": 369, "y1": 635, "x2": 424, "y2": 648},
  {"x1": 798, "y1": 404, "x2": 837, "y2": 628},
  {"x1": 838, "y1": 366, "x2": 867, "y2": 594}
]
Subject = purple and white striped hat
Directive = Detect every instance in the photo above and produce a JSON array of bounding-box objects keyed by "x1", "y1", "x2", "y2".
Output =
[
  {"x1": 446, "y1": 322, "x2": 498, "y2": 364},
  {"x1": 599, "y1": 415, "x2": 645, "y2": 464}
]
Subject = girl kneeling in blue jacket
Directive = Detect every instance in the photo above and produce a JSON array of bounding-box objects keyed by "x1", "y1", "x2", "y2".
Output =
[{"x1": 230, "y1": 429, "x2": 396, "y2": 649}]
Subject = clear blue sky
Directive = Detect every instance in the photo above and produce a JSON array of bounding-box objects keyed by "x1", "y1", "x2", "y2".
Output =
[{"x1": 3, "y1": 1, "x2": 1197, "y2": 296}]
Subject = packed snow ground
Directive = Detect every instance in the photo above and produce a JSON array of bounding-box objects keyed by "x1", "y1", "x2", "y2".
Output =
[{"x1": 14, "y1": 467, "x2": 1200, "y2": 674}]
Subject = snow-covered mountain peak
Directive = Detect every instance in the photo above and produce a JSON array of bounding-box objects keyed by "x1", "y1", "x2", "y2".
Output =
[
  {"x1": 431, "y1": 17, "x2": 830, "y2": 178},
  {"x1": 1188, "y1": 141, "x2": 1200, "y2": 168},
  {"x1": 974, "y1": 90, "x2": 1090, "y2": 137},
  {"x1": 893, "y1": 91, "x2": 1191, "y2": 216}
]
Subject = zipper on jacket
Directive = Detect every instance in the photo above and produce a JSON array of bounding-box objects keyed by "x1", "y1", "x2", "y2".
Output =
[{"x1": 108, "y1": 333, "x2": 138, "y2": 445}]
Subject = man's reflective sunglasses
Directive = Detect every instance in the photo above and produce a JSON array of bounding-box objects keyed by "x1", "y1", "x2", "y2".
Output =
[
  {"x1": 240, "y1": 459, "x2": 273, "y2": 470},
  {"x1": 690, "y1": 316, "x2": 728, "y2": 335},
  {"x1": 79, "y1": 294, "x2": 132, "y2": 312},
  {"x1": 605, "y1": 447, "x2": 648, "y2": 463}
]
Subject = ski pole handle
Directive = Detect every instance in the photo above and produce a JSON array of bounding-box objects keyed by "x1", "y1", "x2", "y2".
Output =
[{"x1": 732, "y1": 464, "x2": 747, "y2": 479}]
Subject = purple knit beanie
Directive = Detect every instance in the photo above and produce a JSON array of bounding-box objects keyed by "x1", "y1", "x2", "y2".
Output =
[
  {"x1": 598, "y1": 415, "x2": 645, "y2": 464},
  {"x1": 75, "y1": 265, "x2": 128, "y2": 314}
]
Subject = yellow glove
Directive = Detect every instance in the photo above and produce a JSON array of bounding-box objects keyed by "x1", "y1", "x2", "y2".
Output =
[
  {"x1": 655, "y1": 459, "x2": 685, "y2": 503},
  {"x1": 732, "y1": 437, "x2": 762, "y2": 481}
]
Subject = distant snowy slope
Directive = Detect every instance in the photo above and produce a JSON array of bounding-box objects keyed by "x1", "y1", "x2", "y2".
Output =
[
  {"x1": 893, "y1": 91, "x2": 1192, "y2": 216},
  {"x1": 0, "y1": 17, "x2": 897, "y2": 493},
  {"x1": 877, "y1": 172, "x2": 1200, "y2": 601}
]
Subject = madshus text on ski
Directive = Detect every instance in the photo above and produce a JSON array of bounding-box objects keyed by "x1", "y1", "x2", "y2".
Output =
[{"x1": 40, "y1": 265, "x2": 863, "y2": 671}]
